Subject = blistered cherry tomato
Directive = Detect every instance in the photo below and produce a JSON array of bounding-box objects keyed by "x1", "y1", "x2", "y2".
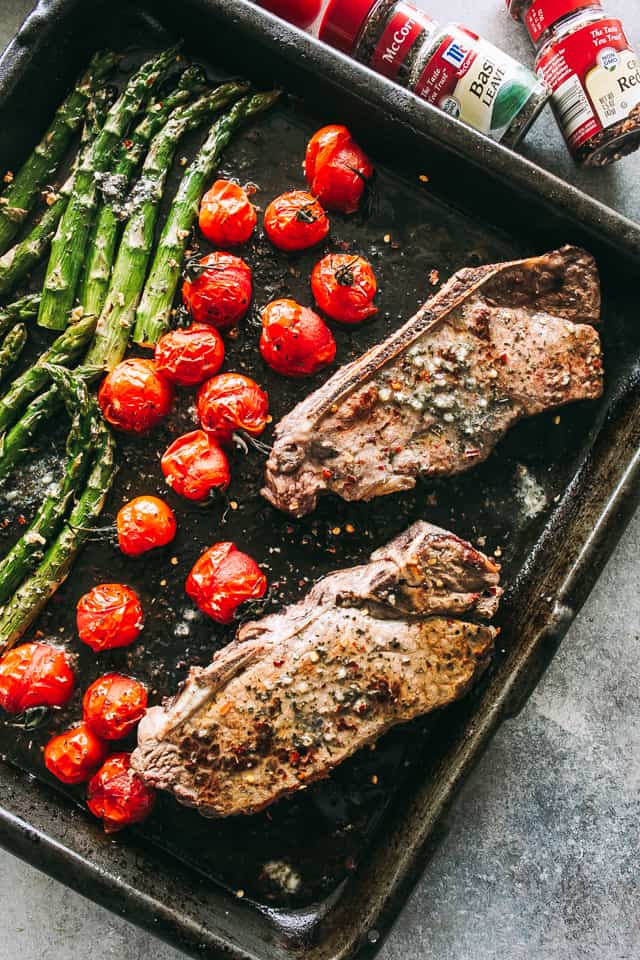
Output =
[
  {"x1": 186, "y1": 542, "x2": 267, "y2": 624},
  {"x1": 182, "y1": 252, "x2": 252, "y2": 332},
  {"x1": 154, "y1": 323, "x2": 225, "y2": 387},
  {"x1": 87, "y1": 753, "x2": 155, "y2": 834},
  {"x1": 263, "y1": 191, "x2": 329, "y2": 252},
  {"x1": 98, "y1": 358, "x2": 173, "y2": 434},
  {"x1": 83, "y1": 673, "x2": 148, "y2": 741},
  {"x1": 77, "y1": 584, "x2": 144, "y2": 652},
  {"x1": 198, "y1": 179, "x2": 257, "y2": 246},
  {"x1": 44, "y1": 723, "x2": 107, "y2": 785},
  {"x1": 197, "y1": 372, "x2": 269, "y2": 445},
  {"x1": 161, "y1": 429, "x2": 230, "y2": 501},
  {"x1": 0, "y1": 643, "x2": 74, "y2": 714},
  {"x1": 260, "y1": 299, "x2": 336, "y2": 377},
  {"x1": 259, "y1": 0, "x2": 322, "y2": 28},
  {"x1": 116, "y1": 496, "x2": 177, "y2": 558},
  {"x1": 311, "y1": 253, "x2": 378, "y2": 323},
  {"x1": 305, "y1": 125, "x2": 373, "y2": 214}
]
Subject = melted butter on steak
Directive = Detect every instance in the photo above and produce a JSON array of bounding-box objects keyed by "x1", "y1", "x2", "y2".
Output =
[{"x1": 262, "y1": 246, "x2": 603, "y2": 517}]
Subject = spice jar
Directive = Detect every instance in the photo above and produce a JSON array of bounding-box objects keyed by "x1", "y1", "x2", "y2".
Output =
[
  {"x1": 317, "y1": 0, "x2": 550, "y2": 145},
  {"x1": 508, "y1": 0, "x2": 640, "y2": 166},
  {"x1": 407, "y1": 22, "x2": 550, "y2": 146},
  {"x1": 321, "y1": 0, "x2": 438, "y2": 84}
]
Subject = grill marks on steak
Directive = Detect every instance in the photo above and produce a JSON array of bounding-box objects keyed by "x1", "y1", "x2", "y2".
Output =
[
  {"x1": 262, "y1": 246, "x2": 604, "y2": 517},
  {"x1": 132, "y1": 522, "x2": 502, "y2": 818}
]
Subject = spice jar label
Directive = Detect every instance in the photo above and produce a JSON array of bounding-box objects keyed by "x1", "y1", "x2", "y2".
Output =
[
  {"x1": 413, "y1": 26, "x2": 540, "y2": 139},
  {"x1": 371, "y1": 2, "x2": 436, "y2": 79},
  {"x1": 537, "y1": 18, "x2": 640, "y2": 150},
  {"x1": 525, "y1": 0, "x2": 595, "y2": 43}
]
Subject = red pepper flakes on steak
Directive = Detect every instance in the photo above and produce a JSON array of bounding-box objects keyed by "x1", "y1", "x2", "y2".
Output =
[
  {"x1": 132, "y1": 521, "x2": 501, "y2": 818},
  {"x1": 262, "y1": 246, "x2": 603, "y2": 517}
]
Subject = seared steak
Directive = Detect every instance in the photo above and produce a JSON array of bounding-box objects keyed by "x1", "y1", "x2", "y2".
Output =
[
  {"x1": 132, "y1": 522, "x2": 501, "y2": 818},
  {"x1": 262, "y1": 246, "x2": 603, "y2": 517}
]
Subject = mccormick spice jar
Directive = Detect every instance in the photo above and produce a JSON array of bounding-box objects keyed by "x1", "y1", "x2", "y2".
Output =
[
  {"x1": 507, "y1": 0, "x2": 640, "y2": 165},
  {"x1": 317, "y1": 0, "x2": 550, "y2": 145}
]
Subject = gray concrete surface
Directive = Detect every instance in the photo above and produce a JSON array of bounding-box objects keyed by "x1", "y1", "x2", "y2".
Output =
[{"x1": 0, "y1": 1, "x2": 639, "y2": 959}]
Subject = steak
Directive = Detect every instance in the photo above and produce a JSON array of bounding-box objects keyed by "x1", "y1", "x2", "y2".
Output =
[
  {"x1": 262, "y1": 246, "x2": 603, "y2": 517},
  {"x1": 132, "y1": 521, "x2": 502, "y2": 818}
]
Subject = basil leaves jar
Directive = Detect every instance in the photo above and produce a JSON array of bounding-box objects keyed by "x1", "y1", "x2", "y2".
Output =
[{"x1": 317, "y1": 0, "x2": 550, "y2": 146}]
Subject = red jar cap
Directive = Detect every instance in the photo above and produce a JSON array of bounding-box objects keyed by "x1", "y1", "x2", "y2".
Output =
[
  {"x1": 319, "y1": 0, "x2": 378, "y2": 54},
  {"x1": 517, "y1": 0, "x2": 603, "y2": 42}
]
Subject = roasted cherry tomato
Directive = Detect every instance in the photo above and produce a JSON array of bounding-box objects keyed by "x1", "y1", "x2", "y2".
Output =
[
  {"x1": 311, "y1": 253, "x2": 378, "y2": 323},
  {"x1": 0, "y1": 643, "x2": 74, "y2": 714},
  {"x1": 186, "y1": 542, "x2": 267, "y2": 624},
  {"x1": 260, "y1": 298, "x2": 336, "y2": 377},
  {"x1": 305, "y1": 125, "x2": 373, "y2": 214},
  {"x1": 182, "y1": 252, "x2": 252, "y2": 332},
  {"x1": 77, "y1": 584, "x2": 144, "y2": 652},
  {"x1": 98, "y1": 358, "x2": 173, "y2": 434},
  {"x1": 87, "y1": 753, "x2": 155, "y2": 834},
  {"x1": 44, "y1": 723, "x2": 107, "y2": 785},
  {"x1": 116, "y1": 495, "x2": 177, "y2": 558},
  {"x1": 198, "y1": 179, "x2": 257, "y2": 246},
  {"x1": 83, "y1": 673, "x2": 148, "y2": 741},
  {"x1": 263, "y1": 191, "x2": 329, "y2": 252},
  {"x1": 258, "y1": 0, "x2": 322, "y2": 28},
  {"x1": 154, "y1": 323, "x2": 225, "y2": 387},
  {"x1": 161, "y1": 429, "x2": 230, "y2": 501},
  {"x1": 197, "y1": 372, "x2": 269, "y2": 445}
]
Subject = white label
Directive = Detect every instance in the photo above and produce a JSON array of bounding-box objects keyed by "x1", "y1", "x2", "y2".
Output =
[{"x1": 586, "y1": 49, "x2": 640, "y2": 127}]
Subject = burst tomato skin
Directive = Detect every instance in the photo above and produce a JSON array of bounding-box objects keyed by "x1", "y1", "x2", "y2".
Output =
[
  {"x1": 117, "y1": 496, "x2": 177, "y2": 557},
  {"x1": 154, "y1": 323, "x2": 225, "y2": 387},
  {"x1": 311, "y1": 253, "x2": 378, "y2": 324},
  {"x1": 83, "y1": 673, "x2": 148, "y2": 741},
  {"x1": 77, "y1": 584, "x2": 144, "y2": 652},
  {"x1": 197, "y1": 372, "x2": 269, "y2": 445},
  {"x1": 186, "y1": 542, "x2": 267, "y2": 624},
  {"x1": 263, "y1": 191, "x2": 329, "y2": 252},
  {"x1": 98, "y1": 358, "x2": 173, "y2": 434},
  {"x1": 305, "y1": 125, "x2": 373, "y2": 214},
  {"x1": 87, "y1": 753, "x2": 155, "y2": 834},
  {"x1": 198, "y1": 180, "x2": 257, "y2": 246},
  {"x1": 0, "y1": 643, "x2": 74, "y2": 714},
  {"x1": 160, "y1": 429, "x2": 230, "y2": 501},
  {"x1": 182, "y1": 252, "x2": 252, "y2": 332},
  {"x1": 44, "y1": 723, "x2": 107, "y2": 785},
  {"x1": 259, "y1": 299, "x2": 336, "y2": 377}
]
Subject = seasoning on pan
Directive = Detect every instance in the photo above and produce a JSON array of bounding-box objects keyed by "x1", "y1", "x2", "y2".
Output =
[
  {"x1": 507, "y1": 0, "x2": 640, "y2": 166},
  {"x1": 319, "y1": 0, "x2": 550, "y2": 145}
]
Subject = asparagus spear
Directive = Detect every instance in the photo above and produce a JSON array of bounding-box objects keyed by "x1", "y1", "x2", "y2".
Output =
[
  {"x1": 0, "y1": 366, "x2": 96, "y2": 605},
  {"x1": 0, "y1": 314, "x2": 96, "y2": 433},
  {"x1": 0, "y1": 293, "x2": 40, "y2": 338},
  {"x1": 87, "y1": 81, "x2": 249, "y2": 371},
  {"x1": 0, "y1": 387, "x2": 61, "y2": 483},
  {"x1": 37, "y1": 45, "x2": 182, "y2": 331},
  {"x1": 0, "y1": 325, "x2": 27, "y2": 385},
  {"x1": 0, "y1": 85, "x2": 115, "y2": 300},
  {"x1": 78, "y1": 65, "x2": 208, "y2": 319},
  {"x1": 0, "y1": 51, "x2": 118, "y2": 255},
  {"x1": 134, "y1": 90, "x2": 280, "y2": 345},
  {"x1": 0, "y1": 417, "x2": 116, "y2": 652}
]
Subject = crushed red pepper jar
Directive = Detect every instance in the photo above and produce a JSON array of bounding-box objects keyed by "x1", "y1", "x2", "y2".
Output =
[
  {"x1": 507, "y1": 0, "x2": 640, "y2": 165},
  {"x1": 319, "y1": 0, "x2": 550, "y2": 145}
]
